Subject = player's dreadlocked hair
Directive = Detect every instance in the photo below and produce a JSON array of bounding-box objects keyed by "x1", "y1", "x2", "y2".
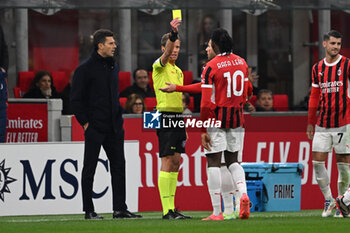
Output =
[{"x1": 210, "y1": 28, "x2": 233, "y2": 54}]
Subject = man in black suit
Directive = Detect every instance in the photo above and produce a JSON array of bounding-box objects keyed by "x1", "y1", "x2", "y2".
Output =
[
  {"x1": 70, "y1": 29, "x2": 142, "y2": 220},
  {"x1": 0, "y1": 25, "x2": 8, "y2": 72}
]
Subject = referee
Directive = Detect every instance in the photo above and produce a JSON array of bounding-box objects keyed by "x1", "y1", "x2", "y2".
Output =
[{"x1": 152, "y1": 18, "x2": 191, "y2": 220}]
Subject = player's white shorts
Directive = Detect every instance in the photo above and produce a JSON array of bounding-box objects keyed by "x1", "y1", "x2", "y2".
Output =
[
  {"x1": 221, "y1": 128, "x2": 245, "y2": 163},
  {"x1": 205, "y1": 126, "x2": 244, "y2": 154},
  {"x1": 312, "y1": 124, "x2": 350, "y2": 154}
]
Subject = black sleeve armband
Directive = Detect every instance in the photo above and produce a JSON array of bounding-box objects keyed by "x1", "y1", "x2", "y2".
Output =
[{"x1": 169, "y1": 30, "x2": 178, "y2": 42}]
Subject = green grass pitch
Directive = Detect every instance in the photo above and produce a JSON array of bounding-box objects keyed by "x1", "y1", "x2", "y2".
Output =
[{"x1": 1, "y1": 210, "x2": 349, "y2": 233}]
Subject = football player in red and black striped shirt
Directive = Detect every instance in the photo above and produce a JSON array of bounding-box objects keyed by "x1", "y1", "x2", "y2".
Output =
[
  {"x1": 200, "y1": 28, "x2": 250, "y2": 220},
  {"x1": 307, "y1": 30, "x2": 350, "y2": 217}
]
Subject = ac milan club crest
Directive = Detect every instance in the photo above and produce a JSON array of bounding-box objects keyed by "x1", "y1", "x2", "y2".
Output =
[{"x1": 337, "y1": 68, "x2": 342, "y2": 76}]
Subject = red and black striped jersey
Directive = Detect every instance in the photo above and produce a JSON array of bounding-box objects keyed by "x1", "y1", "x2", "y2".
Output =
[
  {"x1": 201, "y1": 53, "x2": 249, "y2": 128},
  {"x1": 309, "y1": 55, "x2": 350, "y2": 128}
]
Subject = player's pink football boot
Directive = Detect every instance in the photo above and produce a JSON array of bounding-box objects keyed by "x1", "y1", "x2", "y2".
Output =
[
  {"x1": 239, "y1": 193, "x2": 250, "y2": 219},
  {"x1": 202, "y1": 213, "x2": 224, "y2": 221}
]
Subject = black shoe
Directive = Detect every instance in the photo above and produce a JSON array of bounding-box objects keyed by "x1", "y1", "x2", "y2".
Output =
[
  {"x1": 85, "y1": 211, "x2": 103, "y2": 220},
  {"x1": 162, "y1": 210, "x2": 185, "y2": 219},
  {"x1": 113, "y1": 210, "x2": 142, "y2": 219},
  {"x1": 336, "y1": 196, "x2": 350, "y2": 218},
  {"x1": 174, "y1": 209, "x2": 192, "y2": 219}
]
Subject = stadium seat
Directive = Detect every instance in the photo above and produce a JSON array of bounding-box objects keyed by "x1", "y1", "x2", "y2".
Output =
[
  {"x1": 17, "y1": 70, "x2": 69, "y2": 96},
  {"x1": 248, "y1": 95, "x2": 257, "y2": 106},
  {"x1": 248, "y1": 94, "x2": 289, "y2": 111},
  {"x1": 119, "y1": 71, "x2": 131, "y2": 93},
  {"x1": 18, "y1": 71, "x2": 35, "y2": 94},
  {"x1": 119, "y1": 97, "x2": 127, "y2": 109},
  {"x1": 13, "y1": 87, "x2": 22, "y2": 98},
  {"x1": 120, "y1": 97, "x2": 156, "y2": 112},
  {"x1": 51, "y1": 71, "x2": 68, "y2": 92},
  {"x1": 273, "y1": 94, "x2": 289, "y2": 111},
  {"x1": 144, "y1": 97, "x2": 157, "y2": 112}
]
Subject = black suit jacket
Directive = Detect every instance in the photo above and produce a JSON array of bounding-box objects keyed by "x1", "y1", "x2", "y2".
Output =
[
  {"x1": 70, "y1": 51, "x2": 124, "y2": 134},
  {"x1": 0, "y1": 26, "x2": 8, "y2": 71}
]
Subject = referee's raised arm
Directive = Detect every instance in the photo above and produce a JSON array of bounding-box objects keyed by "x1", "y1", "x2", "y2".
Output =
[{"x1": 160, "y1": 18, "x2": 181, "y2": 66}]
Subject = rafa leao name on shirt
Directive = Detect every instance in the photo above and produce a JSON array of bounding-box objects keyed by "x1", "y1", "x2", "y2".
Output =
[{"x1": 216, "y1": 58, "x2": 244, "y2": 69}]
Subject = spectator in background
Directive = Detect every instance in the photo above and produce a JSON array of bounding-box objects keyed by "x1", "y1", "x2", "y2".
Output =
[
  {"x1": 23, "y1": 70, "x2": 60, "y2": 99},
  {"x1": 192, "y1": 15, "x2": 218, "y2": 113},
  {"x1": 255, "y1": 89, "x2": 274, "y2": 111},
  {"x1": 198, "y1": 15, "x2": 217, "y2": 76},
  {"x1": 241, "y1": 67, "x2": 258, "y2": 112},
  {"x1": 120, "y1": 68, "x2": 155, "y2": 98},
  {"x1": 248, "y1": 66, "x2": 259, "y2": 95},
  {"x1": 124, "y1": 94, "x2": 146, "y2": 114},
  {"x1": 0, "y1": 68, "x2": 7, "y2": 142},
  {"x1": 182, "y1": 93, "x2": 192, "y2": 114},
  {"x1": 60, "y1": 71, "x2": 74, "y2": 115},
  {"x1": 0, "y1": 25, "x2": 8, "y2": 72}
]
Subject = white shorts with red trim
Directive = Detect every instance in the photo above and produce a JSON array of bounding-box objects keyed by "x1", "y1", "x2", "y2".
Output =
[{"x1": 312, "y1": 124, "x2": 350, "y2": 154}]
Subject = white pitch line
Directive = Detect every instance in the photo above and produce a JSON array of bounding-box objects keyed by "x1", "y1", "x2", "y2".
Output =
[
  {"x1": 0, "y1": 219, "x2": 79, "y2": 223},
  {"x1": 0, "y1": 215, "x2": 162, "y2": 223},
  {"x1": 0, "y1": 212, "x2": 321, "y2": 223}
]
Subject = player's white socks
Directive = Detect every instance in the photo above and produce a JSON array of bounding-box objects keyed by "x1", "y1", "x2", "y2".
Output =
[
  {"x1": 234, "y1": 188, "x2": 240, "y2": 212},
  {"x1": 337, "y1": 162, "x2": 350, "y2": 196},
  {"x1": 207, "y1": 167, "x2": 222, "y2": 216},
  {"x1": 343, "y1": 188, "x2": 350, "y2": 206},
  {"x1": 228, "y1": 162, "x2": 247, "y2": 195},
  {"x1": 313, "y1": 160, "x2": 333, "y2": 200},
  {"x1": 220, "y1": 166, "x2": 234, "y2": 215}
]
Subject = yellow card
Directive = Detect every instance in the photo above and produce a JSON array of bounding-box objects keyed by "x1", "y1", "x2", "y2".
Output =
[{"x1": 172, "y1": 9, "x2": 182, "y2": 21}]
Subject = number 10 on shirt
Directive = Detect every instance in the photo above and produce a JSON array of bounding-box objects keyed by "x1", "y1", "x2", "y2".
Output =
[{"x1": 223, "y1": 70, "x2": 245, "y2": 97}]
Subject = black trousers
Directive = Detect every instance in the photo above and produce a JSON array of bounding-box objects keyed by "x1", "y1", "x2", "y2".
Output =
[
  {"x1": 82, "y1": 126, "x2": 127, "y2": 212},
  {"x1": 0, "y1": 108, "x2": 6, "y2": 142}
]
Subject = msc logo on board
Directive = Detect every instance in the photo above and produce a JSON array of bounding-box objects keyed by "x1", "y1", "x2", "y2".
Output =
[{"x1": 0, "y1": 159, "x2": 16, "y2": 202}]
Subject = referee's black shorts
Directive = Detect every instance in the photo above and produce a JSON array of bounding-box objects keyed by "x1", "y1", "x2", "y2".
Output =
[{"x1": 156, "y1": 112, "x2": 186, "y2": 157}]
